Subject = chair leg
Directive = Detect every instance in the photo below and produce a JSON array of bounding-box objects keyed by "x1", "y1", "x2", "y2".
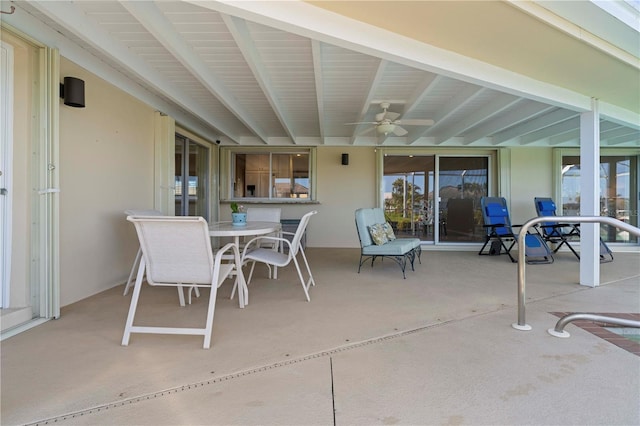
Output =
[
  {"x1": 123, "y1": 247, "x2": 142, "y2": 296},
  {"x1": 564, "y1": 240, "x2": 580, "y2": 260},
  {"x1": 122, "y1": 258, "x2": 146, "y2": 346},
  {"x1": 299, "y1": 247, "x2": 316, "y2": 287},
  {"x1": 478, "y1": 238, "x2": 491, "y2": 255},
  {"x1": 292, "y1": 248, "x2": 315, "y2": 301},
  {"x1": 187, "y1": 286, "x2": 201, "y2": 304},
  {"x1": 202, "y1": 284, "x2": 218, "y2": 349},
  {"x1": 292, "y1": 257, "x2": 311, "y2": 302},
  {"x1": 177, "y1": 285, "x2": 186, "y2": 307},
  {"x1": 231, "y1": 261, "x2": 255, "y2": 301}
]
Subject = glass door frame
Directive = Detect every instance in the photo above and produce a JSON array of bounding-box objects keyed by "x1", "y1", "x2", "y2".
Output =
[
  {"x1": 377, "y1": 148, "x2": 496, "y2": 246},
  {"x1": 175, "y1": 134, "x2": 210, "y2": 218},
  {"x1": 554, "y1": 148, "x2": 640, "y2": 246}
]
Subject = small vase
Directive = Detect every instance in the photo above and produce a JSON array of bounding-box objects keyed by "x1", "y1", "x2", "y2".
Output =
[{"x1": 231, "y1": 212, "x2": 247, "y2": 226}]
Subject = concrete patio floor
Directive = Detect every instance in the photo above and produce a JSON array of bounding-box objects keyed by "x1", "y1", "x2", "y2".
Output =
[{"x1": 1, "y1": 248, "x2": 639, "y2": 425}]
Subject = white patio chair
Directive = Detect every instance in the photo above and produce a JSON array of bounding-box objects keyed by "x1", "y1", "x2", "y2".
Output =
[
  {"x1": 123, "y1": 209, "x2": 162, "y2": 296},
  {"x1": 245, "y1": 207, "x2": 282, "y2": 276},
  {"x1": 124, "y1": 209, "x2": 201, "y2": 302},
  {"x1": 240, "y1": 211, "x2": 317, "y2": 301},
  {"x1": 122, "y1": 215, "x2": 243, "y2": 349}
]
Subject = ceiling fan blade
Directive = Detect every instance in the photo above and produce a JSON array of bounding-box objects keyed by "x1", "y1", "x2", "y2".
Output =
[
  {"x1": 376, "y1": 111, "x2": 401, "y2": 122},
  {"x1": 394, "y1": 119, "x2": 435, "y2": 126},
  {"x1": 385, "y1": 111, "x2": 400, "y2": 121},
  {"x1": 344, "y1": 121, "x2": 378, "y2": 125},
  {"x1": 392, "y1": 126, "x2": 408, "y2": 136},
  {"x1": 357, "y1": 126, "x2": 376, "y2": 136}
]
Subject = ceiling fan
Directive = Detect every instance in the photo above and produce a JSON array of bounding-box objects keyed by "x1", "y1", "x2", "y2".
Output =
[{"x1": 345, "y1": 102, "x2": 435, "y2": 136}]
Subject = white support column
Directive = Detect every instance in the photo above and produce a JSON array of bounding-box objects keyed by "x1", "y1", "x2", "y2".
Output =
[{"x1": 579, "y1": 99, "x2": 600, "y2": 287}]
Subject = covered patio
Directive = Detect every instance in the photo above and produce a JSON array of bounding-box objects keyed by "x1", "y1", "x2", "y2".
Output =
[{"x1": 2, "y1": 249, "x2": 638, "y2": 425}]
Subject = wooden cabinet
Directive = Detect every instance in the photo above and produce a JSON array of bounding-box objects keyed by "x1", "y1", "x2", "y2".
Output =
[
  {"x1": 245, "y1": 154, "x2": 269, "y2": 172},
  {"x1": 245, "y1": 171, "x2": 271, "y2": 197},
  {"x1": 272, "y1": 154, "x2": 291, "y2": 178}
]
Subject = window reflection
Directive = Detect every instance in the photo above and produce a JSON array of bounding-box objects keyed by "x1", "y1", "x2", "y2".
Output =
[
  {"x1": 562, "y1": 155, "x2": 638, "y2": 243},
  {"x1": 233, "y1": 152, "x2": 310, "y2": 199}
]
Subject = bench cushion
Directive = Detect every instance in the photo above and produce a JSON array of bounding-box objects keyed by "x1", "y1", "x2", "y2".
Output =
[{"x1": 362, "y1": 238, "x2": 416, "y2": 256}]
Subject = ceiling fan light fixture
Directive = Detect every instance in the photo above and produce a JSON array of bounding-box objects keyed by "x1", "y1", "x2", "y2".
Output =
[{"x1": 377, "y1": 123, "x2": 395, "y2": 135}]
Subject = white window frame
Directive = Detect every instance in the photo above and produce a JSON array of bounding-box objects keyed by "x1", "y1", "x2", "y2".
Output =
[{"x1": 220, "y1": 147, "x2": 317, "y2": 202}]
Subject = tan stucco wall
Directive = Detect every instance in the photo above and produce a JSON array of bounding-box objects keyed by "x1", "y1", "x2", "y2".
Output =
[
  {"x1": 508, "y1": 148, "x2": 554, "y2": 225},
  {"x1": 312, "y1": 146, "x2": 377, "y2": 247},
  {"x1": 59, "y1": 58, "x2": 155, "y2": 306}
]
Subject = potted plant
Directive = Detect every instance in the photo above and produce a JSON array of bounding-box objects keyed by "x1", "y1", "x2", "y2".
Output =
[{"x1": 230, "y1": 202, "x2": 247, "y2": 226}]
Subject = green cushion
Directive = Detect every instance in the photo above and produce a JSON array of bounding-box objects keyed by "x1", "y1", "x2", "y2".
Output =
[
  {"x1": 368, "y1": 223, "x2": 389, "y2": 245},
  {"x1": 382, "y1": 222, "x2": 396, "y2": 241}
]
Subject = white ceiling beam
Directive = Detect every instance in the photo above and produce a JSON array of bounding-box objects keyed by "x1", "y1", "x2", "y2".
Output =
[
  {"x1": 402, "y1": 73, "x2": 440, "y2": 117},
  {"x1": 607, "y1": 131, "x2": 640, "y2": 145},
  {"x1": 601, "y1": 127, "x2": 640, "y2": 143},
  {"x1": 350, "y1": 60, "x2": 388, "y2": 144},
  {"x1": 464, "y1": 102, "x2": 555, "y2": 145},
  {"x1": 433, "y1": 92, "x2": 519, "y2": 144},
  {"x1": 492, "y1": 108, "x2": 578, "y2": 144},
  {"x1": 549, "y1": 130, "x2": 579, "y2": 146},
  {"x1": 407, "y1": 84, "x2": 484, "y2": 144},
  {"x1": 27, "y1": 0, "x2": 242, "y2": 142},
  {"x1": 221, "y1": 14, "x2": 296, "y2": 143},
  {"x1": 120, "y1": 1, "x2": 269, "y2": 144},
  {"x1": 311, "y1": 40, "x2": 326, "y2": 142},
  {"x1": 520, "y1": 117, "x2": 580, "y2": 145}
]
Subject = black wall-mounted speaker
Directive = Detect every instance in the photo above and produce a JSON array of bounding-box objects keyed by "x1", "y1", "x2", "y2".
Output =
[
  {"x1": 341, "y1": 153, "x2": 349, "y2": 165},
  {"x1": 60, "y1": 77, "x2": 85, "y2": 108}
]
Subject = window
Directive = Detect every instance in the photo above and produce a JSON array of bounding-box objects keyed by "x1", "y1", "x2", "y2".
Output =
[
  {"x1": 223, "y1": 148, "x2": 314, "y2": 201},
  {"x1": 561, "y1": 153, "x2": 638, "y2": 243}
]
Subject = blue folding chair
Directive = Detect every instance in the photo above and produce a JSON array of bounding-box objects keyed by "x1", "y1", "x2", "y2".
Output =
[
  {"x1": 534, "y1": 197, "x2": 613, "y2": 263},
  {"x1": 479, "y1": 197, "x2": 553, "y2": 264}
]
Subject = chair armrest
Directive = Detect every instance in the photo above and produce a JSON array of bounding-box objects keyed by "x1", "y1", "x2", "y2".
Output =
[
  {"x1": 215, "y1": 242, "x2": 241, "y2": 266},
  {"x1": 242, "y1": 235, "x2": 292, "y2": 256}
]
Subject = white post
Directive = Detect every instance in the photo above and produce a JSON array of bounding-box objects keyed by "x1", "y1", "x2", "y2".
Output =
[{"x1": 579, "y1": 99, "x2": 600, "y2": 287}]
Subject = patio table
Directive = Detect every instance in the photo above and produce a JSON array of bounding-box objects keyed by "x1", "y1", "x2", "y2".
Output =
[{"x1": 209, "y1": 221, "x2": 282, "y2": 306}]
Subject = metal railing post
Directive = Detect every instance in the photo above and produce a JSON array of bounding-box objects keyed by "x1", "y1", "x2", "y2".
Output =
[{"x1": 513, "y1": 216, "x2": 640, "y2": 331}]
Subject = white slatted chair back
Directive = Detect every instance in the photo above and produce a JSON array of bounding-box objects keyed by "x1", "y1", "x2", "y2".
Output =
[
  {"x1": 246, "y1": 207, "x2": 281, "y2": 223},
  {"x1": 123, "y1": 209, "x2": 164, "y2": 296},
  {"x1": 133, "y1": 216, "x2": 214, "y2": 285},
  {"x1": 288, "y1": 210, "x2": 315, "y2": 256},
  {"x1": 122, "y1": 215, "x2": 241, "y2": 349}
]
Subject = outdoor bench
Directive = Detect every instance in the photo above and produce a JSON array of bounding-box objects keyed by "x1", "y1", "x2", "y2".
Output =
[{"x1": 355, "y1": 208, "x2": 422, "y2": 278}]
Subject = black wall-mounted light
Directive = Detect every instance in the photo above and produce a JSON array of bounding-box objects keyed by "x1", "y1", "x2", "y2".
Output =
[
  {"x1": 60, "y1": 77, "x2": 85, "y2": 108},
  {"x1": 341, "y1": 153, "x2": 349, "y2": 166}
]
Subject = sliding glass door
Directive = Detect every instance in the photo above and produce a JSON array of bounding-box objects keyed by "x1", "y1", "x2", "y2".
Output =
[
  {"x1": 175, "y1": 135, "x2": 209, "y2": 217},
  {"x1": 561, "y1": 154, "x2": 638, "y2": 243},
  {"x1": 438, "y1": 157, "x2": 488, "y2": 243},
  {"x1": 382, "y1": 154, "x2": 489, "y2": 244}
]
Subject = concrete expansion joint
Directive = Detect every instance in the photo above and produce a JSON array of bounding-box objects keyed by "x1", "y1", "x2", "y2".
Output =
[{"x1": 26, "y1": 310, "x2": 501, "y2": 426}]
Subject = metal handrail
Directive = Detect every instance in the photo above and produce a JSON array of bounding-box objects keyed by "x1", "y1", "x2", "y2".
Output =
[
  {"x1": 548, "y1": 313, "x2": 640, "y2": 338},
  {"x1": 513, "y1": 216, "x2": 640, "y2": 331}
]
